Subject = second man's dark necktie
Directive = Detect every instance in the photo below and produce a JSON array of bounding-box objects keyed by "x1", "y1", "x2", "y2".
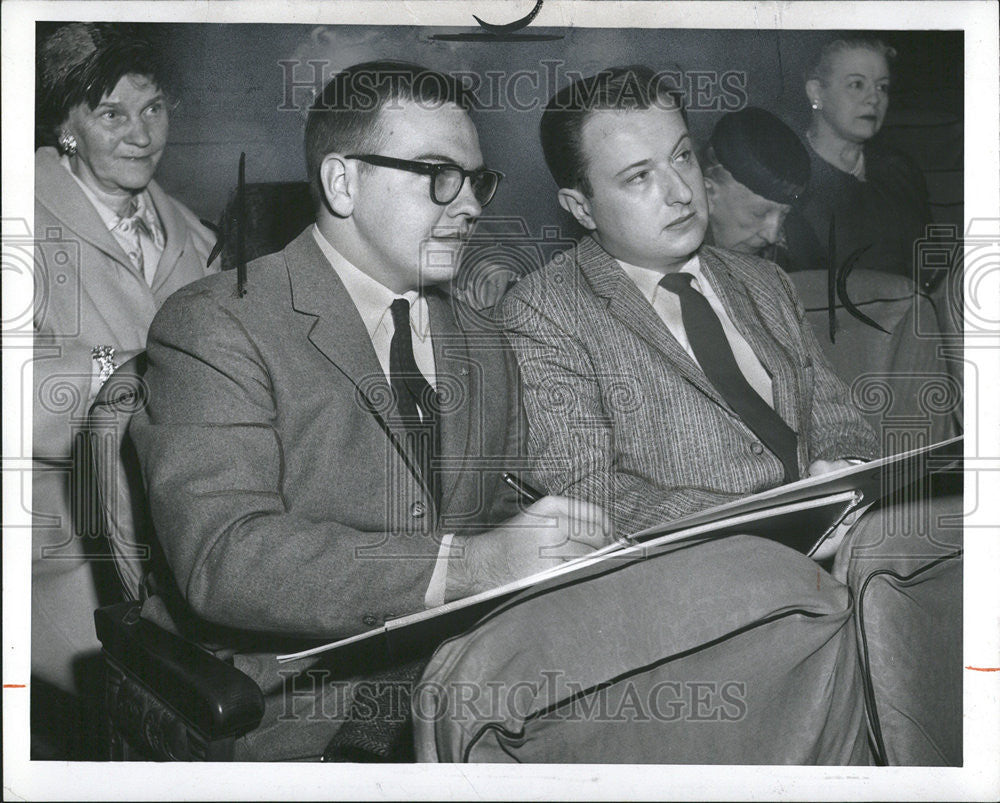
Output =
[
  {"x1": 659, "y1": 272, "x2": 800, "y2": 484},
  {"x1": 389, "y1": 298, "x2": 442, "y2": 510}
]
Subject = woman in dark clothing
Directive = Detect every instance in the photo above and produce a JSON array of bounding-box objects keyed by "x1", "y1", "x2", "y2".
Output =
[{"x1": 783, "y1": 38, "x2": 932, "y2": 289}]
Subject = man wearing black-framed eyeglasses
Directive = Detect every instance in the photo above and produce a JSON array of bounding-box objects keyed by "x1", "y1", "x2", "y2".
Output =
[
  {"x1": 344, "y1": 154, "x2": 503, "y2": 207},
  {"x1": 130, "y1": 60, "x2": 607, "y2": 760}
]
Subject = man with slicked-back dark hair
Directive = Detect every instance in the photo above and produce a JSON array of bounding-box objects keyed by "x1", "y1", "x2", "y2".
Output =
[{"x1": 421, "y1": 65, "x2": 884, "y2": 764}]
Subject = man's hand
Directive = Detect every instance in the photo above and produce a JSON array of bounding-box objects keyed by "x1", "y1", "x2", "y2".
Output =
[
  {"x1": 806, "y1": 458, "x2": 866, "y2": 561},
  {"x1": 810, "y1": 506, "x2": 861, "y2": 562},
  {"x1": 445, "y1": 495, "x2": 610, "y2": 600},
  {"x1": 807, "y1": 458, "x2": 857, "y2": 477}
]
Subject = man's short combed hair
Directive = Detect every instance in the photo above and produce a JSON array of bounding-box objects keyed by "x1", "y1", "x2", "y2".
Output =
[
  {"x1": 539, "y1": 65, "x2": 686, "y2": 195},
  {"x1": 305, "y1": 60, "x2": 474, "y2": 200}
]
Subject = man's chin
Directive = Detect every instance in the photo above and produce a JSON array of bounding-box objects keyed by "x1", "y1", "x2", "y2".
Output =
[
  {"x1": 662, "y1": 220, "x2": 708, "y2": 257},
  {"x1": 420, "y1": 238, "x2": 465, "y2": 276},
  {"x1": 420, "y1": 267, "x2": 460, "y2": 289}
]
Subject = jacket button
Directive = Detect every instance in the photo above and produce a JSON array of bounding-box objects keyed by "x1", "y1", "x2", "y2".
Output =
[
  {"x1": 362, "y1": 614, "x2": 378, "y2": 627},
  {"x1": 411, "y1": 501, "x2": 426, "y2": 518},
  {"x1": 751, "y1": 442, "x2": 764, "y2": 455}
]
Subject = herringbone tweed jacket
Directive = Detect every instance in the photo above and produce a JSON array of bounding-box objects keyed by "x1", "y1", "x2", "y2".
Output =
[{"x1": 500, "y1": 236, "x2": 879, "y2": 536}]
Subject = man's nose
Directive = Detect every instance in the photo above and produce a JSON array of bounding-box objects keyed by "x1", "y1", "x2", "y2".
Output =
[
  {"x1": 448, "y1": 175, "x2": 483, "y2": 220},
  {"x1": 662, "y1": 168, "x2": 694, "y2": 205}
]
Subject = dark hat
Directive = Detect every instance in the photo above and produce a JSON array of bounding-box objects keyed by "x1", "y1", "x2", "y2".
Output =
[{"x1": 709, "y1": 107, "x2": 810, "y2": 204}]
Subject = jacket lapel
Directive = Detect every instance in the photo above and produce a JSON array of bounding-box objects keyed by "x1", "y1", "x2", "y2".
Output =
[
  {"x1": 284, "y1": 229, "x2": 438, "y2": 504},
  {"x1": 35, "y1": 147, "x2": 159, "y2": 340},
  {"x1": 146, "y1": 180, "x2": 187, "y2": 294},
  {"x1": 575, "y1": 236, "x2": 728, "y2": 406},
  {"x1": 35, "y1": 147, "x2": 143, "y2": 277},
  {"x1": 284, "y1": 229, "x2": 395, "y2": 421},
  {"x1": 426, "y1": 291, "x2": 473, "y2": 513}
]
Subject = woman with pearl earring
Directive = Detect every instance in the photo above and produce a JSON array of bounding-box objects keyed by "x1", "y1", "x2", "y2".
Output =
[
  {"x1": 782, "y1": 37, "x2": 933, "y2": 289},
  {"x1": 31, "y1": 22, "x2": 216, "y2": 758}
]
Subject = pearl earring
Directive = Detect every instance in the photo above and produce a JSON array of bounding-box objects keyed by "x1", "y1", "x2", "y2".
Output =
[
  {"x1": 810, "y1": 100, "x2": 821, "y2": 111},
  {"x1": 58, "y1": 131, "x2": 78, "y2": 156}
]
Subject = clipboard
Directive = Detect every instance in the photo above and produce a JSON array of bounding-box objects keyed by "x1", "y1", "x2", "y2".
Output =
[{"x1": 278, "y1": 435, "x2": 962, "y2": 663}]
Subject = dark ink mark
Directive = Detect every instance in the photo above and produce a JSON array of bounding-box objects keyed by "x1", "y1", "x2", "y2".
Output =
[
  {"x1": 473, "y1": 0, "x2": 543, "y2": 33},
  {"x1": 429, "y1": 0, "x2": 562, "y2": 43}
]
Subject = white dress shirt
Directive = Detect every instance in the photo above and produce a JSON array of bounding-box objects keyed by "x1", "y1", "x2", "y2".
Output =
[
  {"x1": 618, "y1": 254, "x2": 774, "y2": 407},
  {"x1": 312, "y1": 225, "x2": 451, "y2": 608},
  {"x1": 312, "y1": 225, "x2": 436, "y2": 389}
]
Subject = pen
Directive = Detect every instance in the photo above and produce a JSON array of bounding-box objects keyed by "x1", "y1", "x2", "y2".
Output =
[{"x1": 502, "y1": 472, "x2": 545, "y2": 504}]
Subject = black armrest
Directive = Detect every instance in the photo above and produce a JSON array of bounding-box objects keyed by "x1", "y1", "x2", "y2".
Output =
[{"x1": 95, "y1": 602, "x2": 264, "y2": 741}]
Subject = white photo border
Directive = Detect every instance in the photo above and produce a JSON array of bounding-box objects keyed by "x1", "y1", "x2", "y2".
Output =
[{"x1": 3, "y1": 2, "x2": 998, "y2": 800}]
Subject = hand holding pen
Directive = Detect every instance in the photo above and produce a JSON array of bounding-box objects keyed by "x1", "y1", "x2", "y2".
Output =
[
  {"x1": 504, "y1": 471, "x2": 629, "y2": 547},
  {"x1": 502, "y1": 471, "x2": 545, "y2": 503},
  {"x1": 444, "y1": 480, "x2": 609, "y2": 601}
]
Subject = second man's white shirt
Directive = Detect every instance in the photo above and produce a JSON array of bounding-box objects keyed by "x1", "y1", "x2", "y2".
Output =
[{"x1": 618, "y1": 254, "x2": 774, "y2": 407}]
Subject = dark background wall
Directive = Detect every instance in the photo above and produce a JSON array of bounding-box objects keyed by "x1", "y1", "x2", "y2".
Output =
[{"x1": 45, "y1": 24, "x2": 964, "y2": 241}]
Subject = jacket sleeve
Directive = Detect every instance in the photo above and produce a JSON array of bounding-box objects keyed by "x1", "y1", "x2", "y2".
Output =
[
  {"x1": 499, "y1": 288, "x2": 742, "y2": 538},
  {"x1": 131, "y1": 286, "x2": 441, "y2": 640},
  {"x1": 485, "y1": 333, "x2": 531, "y2": 525}
]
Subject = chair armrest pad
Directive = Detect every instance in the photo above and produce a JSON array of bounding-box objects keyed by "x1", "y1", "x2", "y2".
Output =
[{"x1": 95, "y1": 602, "x2": 264, "y2": 740}]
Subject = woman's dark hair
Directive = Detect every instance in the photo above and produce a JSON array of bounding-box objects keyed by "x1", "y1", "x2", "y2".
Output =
[
  {"x1": 539, "y1": 65, "x2": 686, "y2": 196},
  {"x1": 36, "y1": 22, "x2": 174, "y2": 146}
]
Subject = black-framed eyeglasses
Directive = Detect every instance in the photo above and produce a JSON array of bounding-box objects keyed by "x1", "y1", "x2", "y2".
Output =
[{"x1": 345, "y1": 154, "x2": 503, "y2": 207}]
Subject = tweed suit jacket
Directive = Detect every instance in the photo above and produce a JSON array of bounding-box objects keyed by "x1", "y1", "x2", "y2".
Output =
[
  {"x1": 500, "y1": 235, "x2": 878, "y2": 536},
  {"x1": 130, "y1": 228, "x2": 523, "y2": 648}
]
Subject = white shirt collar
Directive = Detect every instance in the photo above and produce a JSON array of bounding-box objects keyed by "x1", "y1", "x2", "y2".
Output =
[
  {"x1": 311, "y1": 224, "x2": 430, "y2": 341},
  {"x1": 617, "y1": 253, "x2": 704, "y2": 304}
]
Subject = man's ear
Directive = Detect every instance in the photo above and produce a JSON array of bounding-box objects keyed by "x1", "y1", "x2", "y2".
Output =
[
  {"x1": 703, "y1": 174, "x2": 719, "y2": 213},
  {"x1": 318, "y1": 153, "x2": 355, "y2": 217},
  {"x1": 557, "y1": 187, "x2": 597, "y2": 231}
]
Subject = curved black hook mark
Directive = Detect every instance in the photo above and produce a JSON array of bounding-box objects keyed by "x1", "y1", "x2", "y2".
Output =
[
  {"x1": 836, "y1": 243, "x2": 890, "y2": 334},
  {"x1": 474, "y1": 0, "x2": 543, "y2": 33}
]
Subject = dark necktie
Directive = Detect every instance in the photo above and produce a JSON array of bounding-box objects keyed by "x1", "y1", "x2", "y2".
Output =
[
  {"x1": 389, "y1": 298, "x2": 441, "y2": 510},
  {"x1": 659, "y1": 272, "x2": 800, "y2": 484}
]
